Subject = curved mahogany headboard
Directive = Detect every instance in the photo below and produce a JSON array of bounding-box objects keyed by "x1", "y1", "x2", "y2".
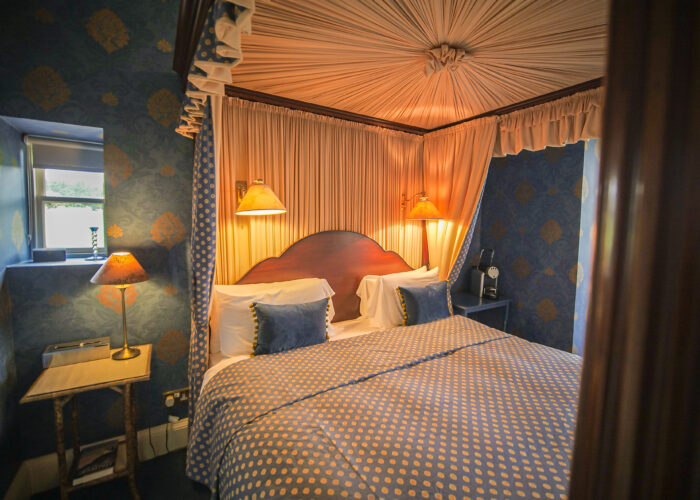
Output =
[{"x1": 235, "y1": 231, "x2": 413, "y2": 322}]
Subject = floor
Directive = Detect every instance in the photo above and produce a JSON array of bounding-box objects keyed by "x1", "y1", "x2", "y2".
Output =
[{"x1": 32, "y1": 450, "x2": 210, "y2": 499}]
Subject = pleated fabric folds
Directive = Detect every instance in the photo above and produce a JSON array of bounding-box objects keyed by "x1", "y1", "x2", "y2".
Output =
[{"x1": 494, "y1": 88, "x2": 603, "y2": 156}]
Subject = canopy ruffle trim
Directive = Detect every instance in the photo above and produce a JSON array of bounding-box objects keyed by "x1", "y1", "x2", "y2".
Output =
[
  {"x1": 176, "y1": 0, "x2": 260, "y2": 138},
  {"x1": 493, "y1": 88, "x2": 603, "y2": 156}
]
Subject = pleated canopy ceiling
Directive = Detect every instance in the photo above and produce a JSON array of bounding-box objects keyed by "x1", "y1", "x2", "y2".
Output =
[{"x1": 228, "y1": 0, "x2": 608, "y2": 129}]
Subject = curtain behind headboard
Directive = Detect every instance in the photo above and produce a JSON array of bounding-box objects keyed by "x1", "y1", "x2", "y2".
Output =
[{"x1": 214, "y1": 97, "x2": 425, "y2": 284}]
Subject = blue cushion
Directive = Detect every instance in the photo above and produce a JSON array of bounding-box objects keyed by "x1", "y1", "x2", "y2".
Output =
[
  {"x1": 397, "y1": 281, "x2": 453, "y2": 326},
  {"x1": 251, "y1": 298, "x2": 329, "y2": 355}
]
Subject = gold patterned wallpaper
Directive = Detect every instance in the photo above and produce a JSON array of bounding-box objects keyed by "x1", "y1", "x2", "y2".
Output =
[
  {"x1": 0, "y1": 0, "x2": 193, "y2": 459},
  {"x1": 460, "y1": 143, "x2": 586, "y2": 351}
]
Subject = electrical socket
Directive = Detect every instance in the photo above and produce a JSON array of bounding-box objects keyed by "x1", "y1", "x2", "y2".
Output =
[{"x1": 162, "y1": 387, "x2": 189, "y2": 408}]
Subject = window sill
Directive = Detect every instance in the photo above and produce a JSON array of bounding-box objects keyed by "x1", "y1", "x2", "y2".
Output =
[{"x1": 7, "y1": 258, "x2": 104, "y2": 270}]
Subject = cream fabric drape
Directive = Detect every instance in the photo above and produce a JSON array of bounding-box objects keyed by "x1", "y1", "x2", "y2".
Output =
[
  {"x1": 423, "y1": 117, "x2": 499, "y2": 280},
  {"x1": 226, "y1": 0, "x2": 607, "y2": 129},
  {"x1": 215, "y1": 97, "x2": 424, "y2": 284},
  {"x1": 494, "y1": 88, "x2": 603, "y2": 156}
]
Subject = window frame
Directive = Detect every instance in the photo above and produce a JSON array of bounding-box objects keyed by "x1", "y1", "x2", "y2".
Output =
[{"x1": 24, "y1": 136, "x2": 106, "y2": 255}]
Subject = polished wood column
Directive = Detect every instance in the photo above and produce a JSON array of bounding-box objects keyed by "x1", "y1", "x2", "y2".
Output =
[{"x1": 569, "y1": 0, "x2": 699, "y2": 498}]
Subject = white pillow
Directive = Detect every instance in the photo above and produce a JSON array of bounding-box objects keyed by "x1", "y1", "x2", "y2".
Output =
[
  {"x1": 210, "y1": 278, "x2": 336, "y2": 356},
  {"x1": 356, "y1": 266, "x2": 427, "y2": 317},
  {"x1": 364, "y1": 267, "x2": 439, "y2": 328}
]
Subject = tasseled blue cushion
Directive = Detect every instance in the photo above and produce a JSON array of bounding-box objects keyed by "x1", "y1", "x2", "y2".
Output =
[
  {"x1": 251, "y1": 298, "x2": 329, "y2": 355},
  {"x1": 397, "y1": 281, "x2": 453, "y2": 326}
]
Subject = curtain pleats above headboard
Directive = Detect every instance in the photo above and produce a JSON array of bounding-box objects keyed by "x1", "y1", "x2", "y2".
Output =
[{"x1": 215, "y1": 97, "x2": 425, "y2": 284}]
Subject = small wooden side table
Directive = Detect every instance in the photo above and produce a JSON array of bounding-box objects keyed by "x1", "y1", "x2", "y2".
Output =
[
  {"x1": 21, "y1": 344, "x2": 152, "y2": 500},
  {"x1": 452, "y1": 292, "x2": 511, "y2": 332}
]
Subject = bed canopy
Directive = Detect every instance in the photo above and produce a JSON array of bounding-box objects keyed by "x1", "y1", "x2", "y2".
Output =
[{"x1": 180, "y1": 0, "x2": 607, "y2": 411}]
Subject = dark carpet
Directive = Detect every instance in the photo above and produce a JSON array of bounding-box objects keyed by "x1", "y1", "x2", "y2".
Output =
[{"x1": 32, "y1": 449, "x2": 210, "y2": 499}]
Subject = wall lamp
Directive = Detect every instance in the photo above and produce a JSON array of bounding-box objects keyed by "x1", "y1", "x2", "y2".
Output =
[
  {"x1": 235, "y1": 179, "x2": 287, "y2": 216},
  {"x1": 401, "y1": 192, "x2": 442, "y2": 220}
]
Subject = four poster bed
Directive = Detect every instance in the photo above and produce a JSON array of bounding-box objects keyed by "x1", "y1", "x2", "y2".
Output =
[
  {"x1": 186, "y1": 232, "x2": 581, "y2": 499},
  {"x1": 177, "y1": 1, "x2": 605, "y2": 498}
]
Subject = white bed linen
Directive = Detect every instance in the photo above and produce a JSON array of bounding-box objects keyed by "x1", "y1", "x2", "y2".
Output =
[
  {"x1": 356, "y1": 267, "x2": 427, "y2": 317},
  {"x1": 201, "y1": 316, "x2": 378, "y2": 393},
  {"x1": 210, "y1": 278, "x2": 336, "y2": 356},
  {"x1": 360, "y1": 267, "x2": 439, "y2": 329}
]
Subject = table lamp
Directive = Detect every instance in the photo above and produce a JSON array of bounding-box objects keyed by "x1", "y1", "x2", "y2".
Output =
[{"x1": 90, "y1": 252, "x2": 149, "y2": 360}]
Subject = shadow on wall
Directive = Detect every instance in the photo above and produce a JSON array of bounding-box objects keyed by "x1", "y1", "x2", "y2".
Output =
[{"x1": 0, "y1": 114, "x2": 30, "y2": 491}]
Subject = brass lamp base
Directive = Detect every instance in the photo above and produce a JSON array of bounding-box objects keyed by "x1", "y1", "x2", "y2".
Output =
[{"x1": 112, "y1": 346, "x2": 141, "y2": 361}]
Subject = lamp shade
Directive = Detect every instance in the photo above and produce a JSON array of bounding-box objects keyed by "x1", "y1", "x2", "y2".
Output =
[
  {"x1": 236, "y1": 179, "x2": 287, "y2": 216},
  {"x1": 407, "y1": 196, "x2": 442, "y2": 220},
  {"x1": 90, "y1": 252, "x2": 149, "y2": 285}
]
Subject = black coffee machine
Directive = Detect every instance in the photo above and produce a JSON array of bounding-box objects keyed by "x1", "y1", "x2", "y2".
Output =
[{"x1": 469, "y1": 249, "x2": 500, "y2": 299}]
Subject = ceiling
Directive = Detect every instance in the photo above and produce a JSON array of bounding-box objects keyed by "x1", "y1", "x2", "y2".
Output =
[{"x1": 230, "y1": 0, "x2": 609, "y2": 130}]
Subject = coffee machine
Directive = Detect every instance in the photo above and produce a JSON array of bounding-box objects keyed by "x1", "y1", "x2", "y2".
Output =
[{"x1": 469, "y1": 248, "x2": 500, "y2": 299}]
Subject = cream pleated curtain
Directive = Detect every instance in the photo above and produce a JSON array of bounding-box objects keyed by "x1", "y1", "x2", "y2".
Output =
[
  {"x1": 214, "y1": 97, "x2": 424, "y2": 284},
  {"x1": 422, "y1": 117, "x2": 499, "y2": 280},
  {"x1": 494, "y1": 88, "x2": 603, "y2": 156}
]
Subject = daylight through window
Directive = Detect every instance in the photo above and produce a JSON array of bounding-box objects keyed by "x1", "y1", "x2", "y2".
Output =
[{"x1": 25, "y1": 137, "x2": 105, "y2": 253}]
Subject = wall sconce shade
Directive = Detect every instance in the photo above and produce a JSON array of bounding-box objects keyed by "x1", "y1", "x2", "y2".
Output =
[
  {"x1": 236, "y1": 179, "x2": 287, "y2": 216},
  {"x1": 407, "y1": 196, "x2": 442, "y2": 220}
]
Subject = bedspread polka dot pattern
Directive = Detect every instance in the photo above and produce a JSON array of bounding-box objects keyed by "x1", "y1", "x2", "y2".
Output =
[{"x1": 187, "y1": 315, "x2": 580, "y2": 499}]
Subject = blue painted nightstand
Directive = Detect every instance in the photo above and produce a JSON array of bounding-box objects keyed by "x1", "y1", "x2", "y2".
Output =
[{"x1": 452, "y1": 292, "x2": 511, "y2": 332}]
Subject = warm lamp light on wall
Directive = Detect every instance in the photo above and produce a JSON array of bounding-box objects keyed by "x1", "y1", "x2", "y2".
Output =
[
  {"x1": 235, "y1": 179, "x2": 287, "y2": 216},
  {"x1": 90, "y1": 252, "x2": 149, "y2": 360}
]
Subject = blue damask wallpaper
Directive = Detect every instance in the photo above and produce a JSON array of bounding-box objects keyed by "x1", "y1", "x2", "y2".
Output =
[
  {"x1": 457, "y1": 143, "x2": 585, "y2": 351},
  {"x1": 0, "y1": 0, "x2": 193, "y2": 462},
  {"x1": 573, "y1": 140, "x2": 600, "y2": 355},
  {"x1": 0, "y1": 118, "x2": 30, "y2": 489}
]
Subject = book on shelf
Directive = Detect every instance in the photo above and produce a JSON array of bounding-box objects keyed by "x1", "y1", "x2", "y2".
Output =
[{"x1": 72, "y1": 439, "x2": 124, "y2": 486}]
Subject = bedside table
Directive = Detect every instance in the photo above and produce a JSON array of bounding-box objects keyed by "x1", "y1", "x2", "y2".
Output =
[
  {"x1": 452, "y1": 292, "x2": 511, "y2": 332},
  {"x1": 21, "y1": 344, "x2": 152, "y2": 500}
]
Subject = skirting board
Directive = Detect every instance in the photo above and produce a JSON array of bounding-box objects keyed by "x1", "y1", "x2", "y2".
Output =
[{"x1": 4, "y1": 418, "x2": 189, "y2": 500}]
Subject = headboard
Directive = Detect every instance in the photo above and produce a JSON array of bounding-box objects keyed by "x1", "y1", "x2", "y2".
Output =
[{"x1": 236, "y1": 231, "x2": 413, "y2": 322}]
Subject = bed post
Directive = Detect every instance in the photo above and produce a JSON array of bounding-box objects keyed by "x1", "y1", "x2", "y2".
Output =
[{"x1": 569, "y1": 0, "x2": 699, "y2": 497}]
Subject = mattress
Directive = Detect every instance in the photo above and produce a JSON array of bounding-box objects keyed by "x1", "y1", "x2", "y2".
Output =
[{"x1": 189, "y1": 315, "x2": 581, "y2": 499}]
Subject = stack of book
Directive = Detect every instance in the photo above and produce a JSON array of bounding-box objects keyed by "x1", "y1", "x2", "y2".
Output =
[{"x1": 72, "y1": 439, "x2": 123, "y2": 486}]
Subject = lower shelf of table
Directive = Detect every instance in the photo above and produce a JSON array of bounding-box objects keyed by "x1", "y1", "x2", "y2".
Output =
[{"x1": 68, "y1": 440, "x2": 128, "y2": 491}]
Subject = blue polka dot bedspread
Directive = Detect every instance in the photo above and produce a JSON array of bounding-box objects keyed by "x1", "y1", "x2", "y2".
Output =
[{"x1": 187, "y1": 315, "x2": 581, "y2": 499}]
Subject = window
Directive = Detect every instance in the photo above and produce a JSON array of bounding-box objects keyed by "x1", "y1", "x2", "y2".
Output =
[{"x1": 25, "y1": 137, "x2": 105, "y2": 253}]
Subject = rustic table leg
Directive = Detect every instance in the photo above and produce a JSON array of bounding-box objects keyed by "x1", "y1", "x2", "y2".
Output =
[
  {"x1": 123, "y1": 383, "x2": 140, "y2": 500},
  {"x1": 70, "y1": 397, "x2": 80, "y2": 459},
  {"x1": 53, "y1": 397, "x2": 70, "y2": 500}
]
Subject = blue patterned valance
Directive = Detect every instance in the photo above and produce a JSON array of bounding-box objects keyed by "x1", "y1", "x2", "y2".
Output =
[{"x1": 176, "y1": 0, "x2": 258, "y2": 138}]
